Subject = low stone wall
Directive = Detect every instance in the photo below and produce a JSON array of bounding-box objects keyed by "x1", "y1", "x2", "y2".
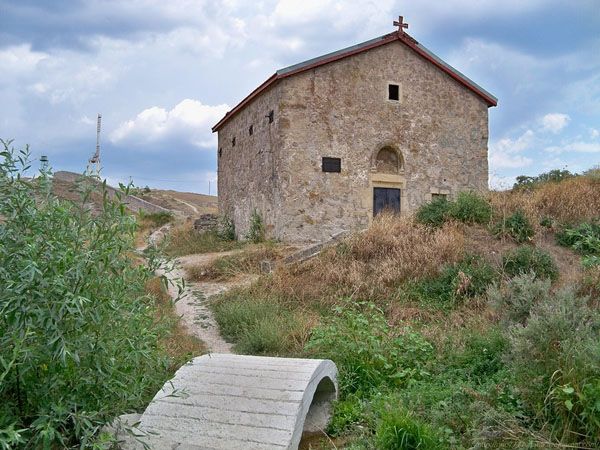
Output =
[{"x1": 193, "y1": 214, "x2": 218, "y2": 232}]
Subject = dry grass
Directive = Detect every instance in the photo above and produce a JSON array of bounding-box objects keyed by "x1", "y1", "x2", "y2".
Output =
[
  {"x1": 164, "y1": 222, "x2": 243, "y2": 257},
  {"x1": 490, "y1": 175, "x2": 600, "y2": 232},
  {"x1": 145, "y1": 277, "x2": 205, "y2": 367},
  {"x1": 185, "y1": 243, "x2": 289, "y2": 281},
  {"x1": 267, "y1": 214, "x2": 465, "y2": 304}
]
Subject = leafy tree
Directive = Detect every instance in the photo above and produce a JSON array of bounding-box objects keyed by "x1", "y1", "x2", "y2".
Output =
[{"x1": 0, "y1": 140, "x2": 172, "y2": 448}]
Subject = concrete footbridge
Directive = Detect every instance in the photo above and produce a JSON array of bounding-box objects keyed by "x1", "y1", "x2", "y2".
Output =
[{"x1": 115, "y1": 354, "x2": 338, "y2": 449}]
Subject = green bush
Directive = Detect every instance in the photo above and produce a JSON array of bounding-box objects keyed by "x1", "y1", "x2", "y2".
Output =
[
  {"x1": 505, "y1": 286, "x2": 600, "y2": 445},
  {"x1": 502, "y1": 246, "x2": 559, "y2": 281},
  {"x1": 556, "y1": 222, "x2": 600, "y2": 267},
  {"x1": 415, "y1": 197, "x2": 452, "y2": 227},
  {"x1": 217, "y1": 215, "x2": 236, "y2": 241},
  {"x1": 305, "y1": 301, "x2": 433, "y2": 395},
  {"x1": 487, "y1": 274, "x2": 552, "y2": 324},
  {"x1": 448, "y1": 191, "x2": 492, "y2": 224},
  {"x1": 415, "y1": 192, "x2": 492, "y2": 227},
  {"x1": 375, "y1": 407, "x2": 443, "y2": 450},
  {"x1": 245, "y1": 208, "x2": 265, "y2": 243},
  {"x1": 0, "y1": 142, "x2": 172, "y2": 447},
  {"x1": 492, "y1": 210, "x2": 534, "y2": 243},
  {"x1": 407, "y1": 255, "x2": 498, "y2": 307}
]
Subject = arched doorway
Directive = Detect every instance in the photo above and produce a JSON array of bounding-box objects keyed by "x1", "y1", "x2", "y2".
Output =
[{"x1": 373, "y1": 146, "x2": 404, "y2": 216}]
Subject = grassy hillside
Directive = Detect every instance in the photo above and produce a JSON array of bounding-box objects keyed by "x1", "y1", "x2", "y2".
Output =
[{"x1": 207, "y1": 171, "x2": 600, "y2": 449}]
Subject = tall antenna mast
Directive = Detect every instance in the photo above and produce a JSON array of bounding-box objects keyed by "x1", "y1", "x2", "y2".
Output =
[{"x1": 89, "y1": 113, "x2": 102, "y2": 175}]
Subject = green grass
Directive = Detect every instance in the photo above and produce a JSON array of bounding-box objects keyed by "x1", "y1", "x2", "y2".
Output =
[{"x1": 211, "y1": 289, "x2": 309, "y2": 355}]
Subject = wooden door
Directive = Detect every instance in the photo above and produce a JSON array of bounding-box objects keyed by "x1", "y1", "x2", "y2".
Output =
[{"x1": 373, "y1": 188, "x2": 401, "y2": 216}]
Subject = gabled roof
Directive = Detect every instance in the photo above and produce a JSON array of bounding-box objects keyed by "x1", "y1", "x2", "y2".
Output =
[{"x1": 212, "y1": 31, "x2": 497, "y2": 132}]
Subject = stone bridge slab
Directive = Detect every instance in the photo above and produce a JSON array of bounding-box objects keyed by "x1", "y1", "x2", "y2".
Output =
[{"x1": 115, "y1": 354, "x2": 338, "y2": 450}]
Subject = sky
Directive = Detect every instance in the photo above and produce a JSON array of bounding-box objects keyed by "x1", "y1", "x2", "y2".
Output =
[{"x1": 0, "y1": 0, "x2": 599, "y2": 193}]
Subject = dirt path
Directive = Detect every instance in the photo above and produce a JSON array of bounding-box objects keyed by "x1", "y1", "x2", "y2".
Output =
[
  {"x1": 157, "y1": 257, "x2": 233, "y2": 354},
  {"x1": 171, "y1": 197, "x2": 199, "y2": 216},
  {"x1": 145, "y1": 226, "x2": 251, "y2": 354}
]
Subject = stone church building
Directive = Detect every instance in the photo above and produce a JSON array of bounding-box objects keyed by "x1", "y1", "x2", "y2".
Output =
[{"x1": 212, "y1": 18, "x2": 497, "y2": 243}]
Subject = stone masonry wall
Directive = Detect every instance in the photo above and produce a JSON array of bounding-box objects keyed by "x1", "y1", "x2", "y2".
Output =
[
  {"x1": 275, "y1": 39, "x2": 489, "y2": 242},
  {"x1": 217, "y1": 84, "x2": 284, "y2": 239}
]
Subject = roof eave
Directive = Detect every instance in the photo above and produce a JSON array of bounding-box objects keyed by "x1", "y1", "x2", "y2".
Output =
[{"x1": 211, "y1": 73, "x2": 279, "y2": 132}]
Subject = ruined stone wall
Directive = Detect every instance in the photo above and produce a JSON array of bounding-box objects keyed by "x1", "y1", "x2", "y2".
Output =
[
  {"x1": 217, "y1": 84, "x2": 284, "y2": 239},
  {"x1": 276, "y1": 40, "x2": 489, "y2": 242}
]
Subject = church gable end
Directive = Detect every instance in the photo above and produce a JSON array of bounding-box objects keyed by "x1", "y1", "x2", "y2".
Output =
[{"x1": 214, "y1": 17, "x2": 496, "y2": 243}]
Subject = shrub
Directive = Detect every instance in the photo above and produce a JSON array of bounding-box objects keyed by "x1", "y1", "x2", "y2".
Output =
[
  {"x1": 305, "y1": 301, "x2": 433, "y2": 395},
  {"x1": 415, "y1": 192, "x2": 492, "y2": 227},
  {"x1": 415, "y1": 197, "x2": 452, "y2": 227},
  {"x1": 492, "y1": 210, "x2": 534, "y2": 243},
  {"x1": 502, "y1": 246, "x2": 559, "y2": 281},
  {"x1": 217, "y1": 215, "x2": 236, "y2": 241},
  {"x1": 245, "y1": 208, "x2": 265, "y2": 243},
  {"x1": 448, "y1": 191, "x2": 492, "y2": 224},
  {"x1": 556, "y1": 222, "x2": 600, "y2": 256},
  {"x1": 0, "y1": 142, "x2": 173, "y2": 447},
  {"x1": 505, "y1": 286, "x2": 600, "y2": 445},
  {"x1": 375, "y1": 407, "x2": 443, "y2": 450},
  {"x1": 407, "y1": 255, "x2": 498, "y2": 307},
  {"x1": 487, "y1": 274, "x2": 552, "y2": 324}
]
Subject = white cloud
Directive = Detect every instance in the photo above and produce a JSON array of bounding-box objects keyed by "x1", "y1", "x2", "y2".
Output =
[
  {"x1": 545, "y1": 141, "x2": 600, "y2": 154},
  {"x1": 110, "y1": 99, "x2": 229, "y2": 149},
  {"x1": 540, "y1": 113, "x2": 570, "y2": 133},
  {"x1": 590, "y1": 128, "x2": 599, "y2": 139},
  {"x1": 489, "y1": 129, "x2": 535, "y2": 169},
  {"x1": 0, "y1": 45, "x2": 48, "y2": 80}
]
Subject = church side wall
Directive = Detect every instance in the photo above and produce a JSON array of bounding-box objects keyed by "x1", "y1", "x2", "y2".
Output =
[
  {"x1": 216, "y1": 84, "x2": 284, "y2": 239},
  {"x1": 276, "y1": 40, "x2": 490, "y2": 242}
]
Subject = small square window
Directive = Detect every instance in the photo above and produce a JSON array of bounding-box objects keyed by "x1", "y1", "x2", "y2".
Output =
[
  {"x1": 322, "y1": 157, "x2": 341, "y2": 173},
  {"x1": 432, "y1": 193, "x2": 447, "y2": 200},
  {"x1": 249, "y1": 125, "x2": 253, "y2": 136},
  {"x1": 218, "y1": 148, "x2": 222, "y2": 158},
  {"x1": 267, "y1": 110, "x2": 274, "y2": 123},
  {"x1": 388, "y1": 83, "x2": 400, "y2": 101},
  {"x1": 231, "y1": 137, "x2": 236, "y2": 147}
]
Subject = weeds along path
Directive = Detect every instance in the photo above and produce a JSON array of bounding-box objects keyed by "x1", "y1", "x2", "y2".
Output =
[{"x1": 145, "y1": 226, "x2": 252, "y2": 354}]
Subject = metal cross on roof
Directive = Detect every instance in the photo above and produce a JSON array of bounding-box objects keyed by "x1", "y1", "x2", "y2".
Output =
[{"x1": 393, "y1": 15, "x2": 408, "y2": 33}]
